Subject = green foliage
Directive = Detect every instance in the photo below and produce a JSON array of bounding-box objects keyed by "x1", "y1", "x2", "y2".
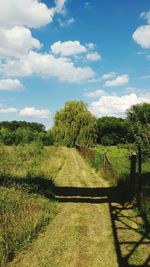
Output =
[
  {"x1": 96, "y1": 145, "x2": 131, "y2": 184},
  {"x1": 0, "y1": 144, "x2": 65, "y2": 266},
  {"x1": 0, "y1": 121, "x2": 54, "y2": 146},
  {"x1": 127, "y1": 103, "x2": 150, "y2": 124},
  {"x1": 127, "y1": 103, "x2": 150, "y2": 150},
  {"x1": 52, "y1": 101, "x2": 97, "y2": 147},
  {"x1": 0, "y1": 121, "x2": 45, "y2": 132},
  {"x1": 97, "y1": 116, "x2": 133, "y2": 145}
]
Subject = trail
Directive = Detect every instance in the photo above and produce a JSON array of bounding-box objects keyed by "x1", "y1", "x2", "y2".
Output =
[{"x1": 8, "y1": 148, "x2": 118, "y2": 267}]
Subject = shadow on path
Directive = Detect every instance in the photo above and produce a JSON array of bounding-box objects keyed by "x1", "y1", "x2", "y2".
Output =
[
  {"x1": 54, "y1": 186, "x2": 150, "y2": 267},
  {"x1": 1, "y1": 176, "x2": 149, "y2": 266}
]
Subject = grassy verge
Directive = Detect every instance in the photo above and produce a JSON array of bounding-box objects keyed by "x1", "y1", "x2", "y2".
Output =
[{"x1": 0, "y1": 144, "x2": 65, "y2": 267}]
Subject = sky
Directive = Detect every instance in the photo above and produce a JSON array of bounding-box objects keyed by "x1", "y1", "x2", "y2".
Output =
[{"x1": 0, "y1": 0, "x2": 150, "y2": 128}]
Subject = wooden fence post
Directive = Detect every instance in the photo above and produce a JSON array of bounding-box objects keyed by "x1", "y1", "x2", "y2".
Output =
[
  {"x1": 137, "y1": 146, "x2": 143, "y2": 209},
  {"x1": 130, "y1": 153, "x2": 137, "y2": 194}
]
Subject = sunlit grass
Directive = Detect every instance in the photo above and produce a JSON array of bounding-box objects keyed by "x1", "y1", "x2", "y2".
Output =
[{"x1": 0, "y1": 144, "x2": 65, "y2": 267}]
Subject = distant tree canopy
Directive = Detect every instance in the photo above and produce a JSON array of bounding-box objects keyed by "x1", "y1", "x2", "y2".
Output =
[
  {"x1": 52, "y1": 101, "x2": 97, "y2": 147},
  {"x1": 96, "y1": 116, "x2": 133, "y2": 146},
  {"x1": 0, "y1": 121, "x2": 45, "y2": 132},
  {"x1": 0, "y1": 121, "x2": 53, "y2": 146}
]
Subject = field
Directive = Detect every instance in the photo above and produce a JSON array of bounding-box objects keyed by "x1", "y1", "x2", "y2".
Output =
[
  {"x1": 0, "y1": 144, "x2": 65, "y2": 267},
  {"x1": 0, "y1": 145, "x2": 150, "y2": 267}
]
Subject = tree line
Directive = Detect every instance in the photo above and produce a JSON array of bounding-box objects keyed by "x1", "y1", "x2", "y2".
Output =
[
  {"x1": 0, "y1": 121, "x2": 53, "y2": 146},
  {"x1": 0, "y1": 102, "x2": 150, "y2": 148}
]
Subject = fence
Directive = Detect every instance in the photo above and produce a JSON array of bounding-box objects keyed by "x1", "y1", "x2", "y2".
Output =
[{"x1": 76, "y1": 144, "x2": 150, "y2": 224}]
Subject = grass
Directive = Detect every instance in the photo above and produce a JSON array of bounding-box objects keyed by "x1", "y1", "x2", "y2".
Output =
[
  {"x1": 96, "y1": 145, "x2": 131, "y2": 185},
  {"x1": 96, "y1": 145, "x2": 150, "y2": 229},
  {"x1": 1, "y1": 147, "x2": 149, "y2": 267},
  {"x1": 0, "y1": 144, "x2": 65, "y2": 267}
]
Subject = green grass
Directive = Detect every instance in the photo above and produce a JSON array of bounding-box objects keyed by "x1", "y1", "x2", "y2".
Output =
[
  {"x1": 96, "y1": 145, "x2": 150, "y2": 228},
  {"x1": 0, "y1": 144, "x2": 65, "y2": 267},
  {"x1": 96, "y1": 145, "x2": 131, "y2": 186}
]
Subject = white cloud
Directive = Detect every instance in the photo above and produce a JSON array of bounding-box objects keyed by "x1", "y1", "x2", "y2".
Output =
[
  {"x1": 86, "y1": 52, "x2": 101, "y2": 61},
  {"x1": 133, "y1": 25, "x2": 150, "y2": 49},
  {"x1": 0, "y1": 107, "x2": 18, "y2": 114},
  {"x1": 0, "y1": 79, "x2": 23, "y2": 91},
  {"x1": 140, "y1": 11, "x2": 150, "y2": 24},
  {"x1": 0, "y1": 0, "x2": 55, "y2": 28},
  {"x1": 55, "y1": 0, "x2": 67, "y2": 15},
  {"x1": 84, "y1": 89, "x2": 108, "y2": 97},
  {"x1": 86, "y1": 43, "x2": 95, "y2": 50},
  {"x1": 88, "y1": 92, "x2": 150, "y2": 118},
  {"x1": 104, "y1": 74, "x2": 129, "y2": 87},
  {"x1": 101, "y1": 72, "x2": 117, "y2": 80},
  {"x1": 19, "y1": 107, "x2": 51, "y2": 118},
  {"x1": 0, "y1": 26, "x2": 41, "y2": 57},
  {"x1": 0, "y1": 51, "x2": 95, "y2": 83},
  {"x1": 51, "y1": 41, "x2": 87, "y2": 56},
  {"x1": 58, "y1": 17, "x2": 75, "y2": 27}
]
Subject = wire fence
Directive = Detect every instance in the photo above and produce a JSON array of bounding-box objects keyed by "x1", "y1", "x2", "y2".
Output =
[{"x1": 76, "y1": 144, "x2": 150, "y2": 226}]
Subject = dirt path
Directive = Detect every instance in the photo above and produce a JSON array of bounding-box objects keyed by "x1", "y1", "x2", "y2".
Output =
[{"x1": 8, "y1": 148, "x2": 119, "y2": 267}]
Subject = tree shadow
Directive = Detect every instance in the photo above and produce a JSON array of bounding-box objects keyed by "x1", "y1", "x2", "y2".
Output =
[
  {"x1": 1, "y1": 177, "x2": 149, "y2": 266},
  {"x1": 0, "y1": 175, "x2": 55, "y2": 199},
  {"x1": 53, "y1": 186, "x2": 150, "y2": 267}
]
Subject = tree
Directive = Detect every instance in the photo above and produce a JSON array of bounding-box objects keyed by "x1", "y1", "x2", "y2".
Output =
[
  {"x1": 127, "y1": 103, "x2": 150, "y2": 150},
  {"x1": 52, "y1": 101, "x2": 97, "y2": 147},
  {"x1": 127, "y1": 103, "x2": 150, "y2": 124},
  {"x1": 97, "y1": 116, "x2": 133, "y2": 145}
]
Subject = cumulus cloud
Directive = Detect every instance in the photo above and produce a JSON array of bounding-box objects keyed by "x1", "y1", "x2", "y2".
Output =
[
  {"x1": 51, "y1": 41, "x2": 88, "y2": 56},
  {"x1": 0, "y1": 107, "x2": 18, "y2": 114},
  {"x1": 133, "y1": 25, "x2": 150, "y2": 49},
  {"x1": 86, "y1": 52, "x2": 101, "y2": 61},
  {"x1": 100, "y1": 72, "x2": 117, "y2": 80},
  {"x1": 0, "y1": 0, "x2": 55, "y2": 28},
  {"x1": 86, "y1": 43, "x2": 95, "y2": 50},
  {"x1": 104, "y1": 74, "x2": 129, "y2": 87},
  {"x1": 133, "y1": 11, "x2": 150, "y2": 49},
  {"x1": 55, "y1": 0, "x2": 67, "y2": 15},
  {"x1": 0, "y1": 26, "x2": 41, "y2": 57},
  {"x1": 88, "y1": 92, "x2": 150, "y2": 117},
  {"x1": 0, "y1": 51, "x2": 95, "y2": 83},
  {"x1": 19, "y1": 107, "x2": 50, "y2": 118},
  {"x1": 0, "y1": 79, "x2": 23, "y2": 91}
]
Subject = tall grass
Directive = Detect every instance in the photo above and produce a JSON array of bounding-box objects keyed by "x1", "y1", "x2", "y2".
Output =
[{"x1": 0, "y1": 144, "x2": 65, "y2": 267}]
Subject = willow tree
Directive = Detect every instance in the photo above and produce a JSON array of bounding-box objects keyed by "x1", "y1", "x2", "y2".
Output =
[{"x1": 52, "y1": 101, "x2": 97, "y2": 147}]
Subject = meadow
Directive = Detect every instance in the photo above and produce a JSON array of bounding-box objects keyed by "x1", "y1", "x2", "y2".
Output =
[{"x1": 0, "y1": 144, "x2": 65, "y2": 267}]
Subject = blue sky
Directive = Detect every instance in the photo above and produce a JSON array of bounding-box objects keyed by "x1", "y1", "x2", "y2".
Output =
[{"x1": 0, "y1": 0, "x2": 150, "y2": 128}]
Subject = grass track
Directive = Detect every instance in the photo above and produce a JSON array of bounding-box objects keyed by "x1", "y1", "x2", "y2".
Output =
[{"x1": 7, "y1": 148, "x2": 150, "y2": 267}]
